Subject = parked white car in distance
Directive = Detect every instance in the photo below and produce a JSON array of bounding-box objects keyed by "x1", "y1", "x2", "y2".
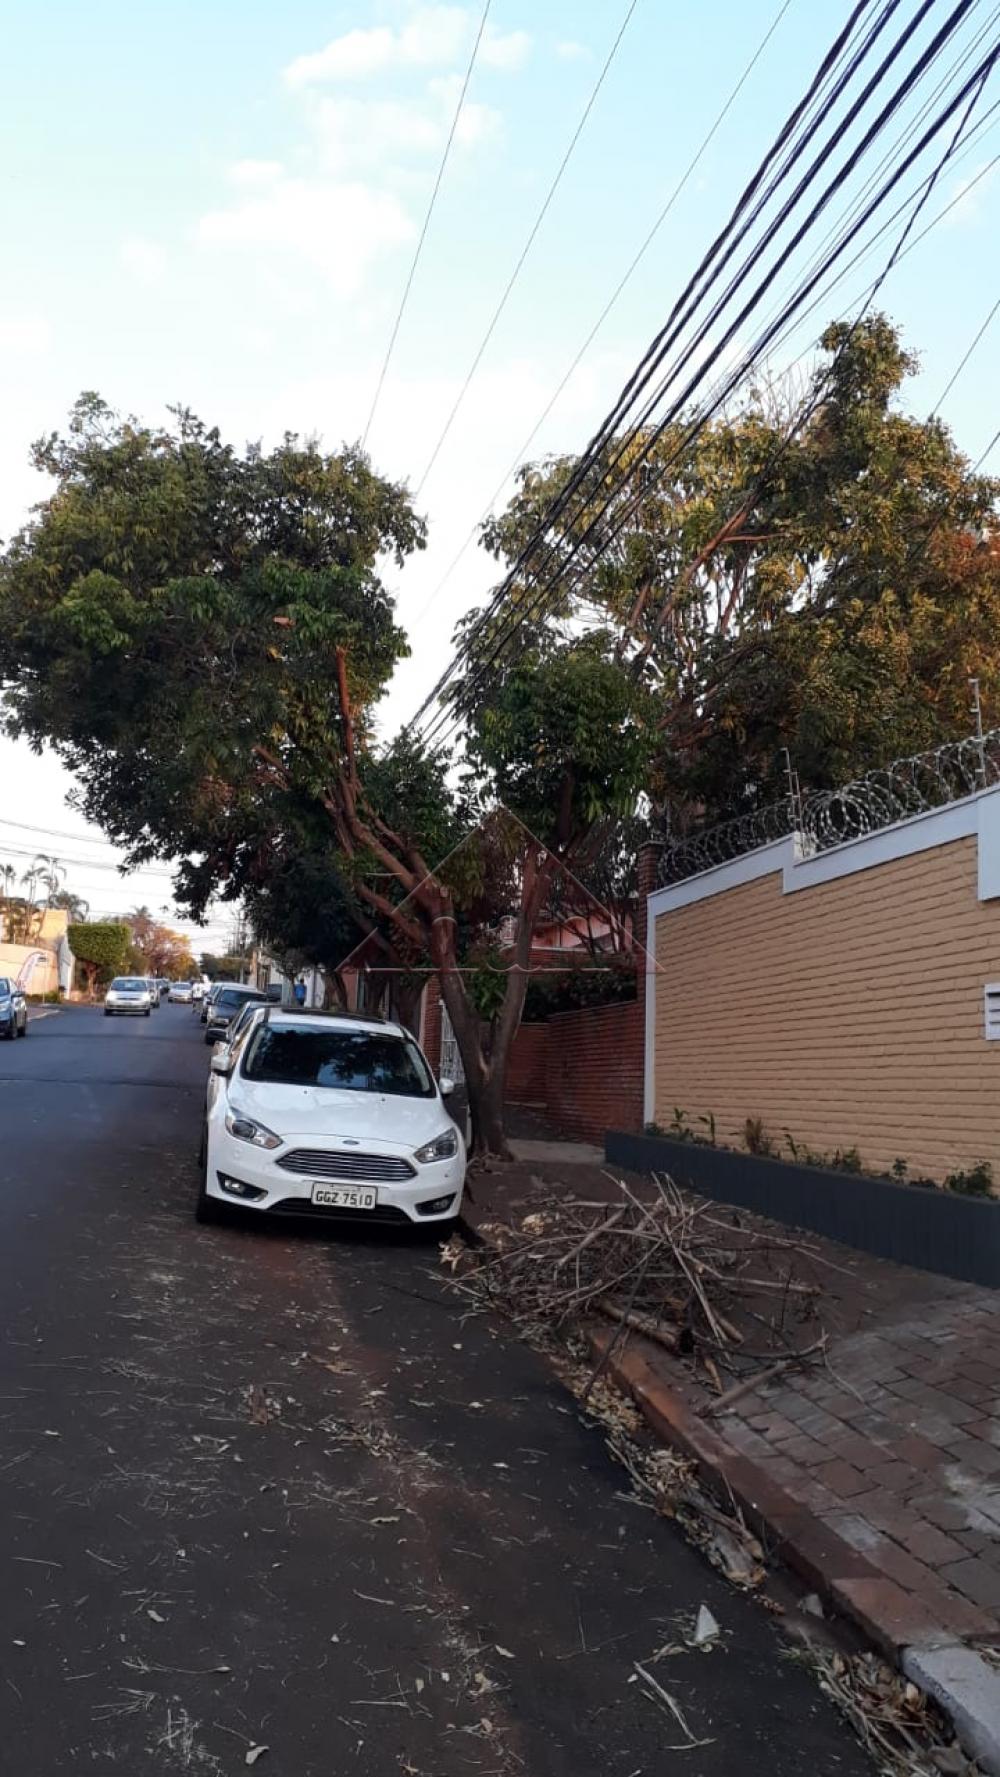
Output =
[
  {"x1": 105, "y1": 976, "x2": 153, "y2": 1017},
  {"x1": 169, "y1": 982, "x2": 194, "y2": 1003},
  {"x1": 198, "y1": 1010, "x2": 464, "y2": 1229}
]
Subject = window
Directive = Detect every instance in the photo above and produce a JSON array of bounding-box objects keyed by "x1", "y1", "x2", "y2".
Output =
[
  {"x1": 242, "y1": 1026, "x2": 434, "y2": 1097},
  {"x1": 984, "y1": 984, "x2": 1000, "y2": 1040}
]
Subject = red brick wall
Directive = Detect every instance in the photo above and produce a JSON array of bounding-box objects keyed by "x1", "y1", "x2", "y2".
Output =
[
  {"x1": 505, "y1": 1023, "x2": 549, "y2": 1103},
  {"x1": 506, "y1": 1000, "x2": 643, "y2": 1144}
]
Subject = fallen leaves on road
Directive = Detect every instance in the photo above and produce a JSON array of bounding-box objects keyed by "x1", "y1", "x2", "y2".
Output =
[
  {"x1": 794, "y1": 1648, "x2": 982, "y2": 1777},
  {"x1": 245, "y1": 1746, "x2": 269, "y2": 1767}
]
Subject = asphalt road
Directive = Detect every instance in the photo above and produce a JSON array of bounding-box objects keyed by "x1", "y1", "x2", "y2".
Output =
[{"x1": 0, "y1": 1004, "x2": 870, "y2": 1776}]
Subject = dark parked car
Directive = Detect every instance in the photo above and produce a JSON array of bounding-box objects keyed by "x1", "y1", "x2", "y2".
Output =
[
  {"x1": 0, "y1": 977, "x2": 28, "y2": 1039},
  {"x1": 204, "y1": 985, "x2": 268, "y2": 1046}
]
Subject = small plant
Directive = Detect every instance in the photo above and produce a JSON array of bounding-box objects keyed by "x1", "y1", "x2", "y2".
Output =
[
  {"x1": 830, "y1": 1146, "x2": 862, "y2": 1174},
  {"x1": 783, "y1": 1129, "x2": 800, "y2": 1163},
  {"x1": 890, "y1": 1157, "x2": 908, "y2": 1181},
  {"x1": 697, "y1": 1112, "x2": 717, "y2": 1147},
  {"x1": 668, "y1": 1107, "x2": 692, "y2": 1142},
  {"x1": 644, "y1": 1121, "x2": 666, "y2": 1138},
  {"x1": 944, "y1": 1160, "x2": 994, "y2": 1198},
  {"x1": 744, "y1": 1116, "x2": 776, "y2": 1158}
]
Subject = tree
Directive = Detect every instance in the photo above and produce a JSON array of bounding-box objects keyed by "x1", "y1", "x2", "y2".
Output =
[
  {"x1": 0, "y1": 395, "x2": 651, "y2": 1150},
  {"x1": 50, "y1": 888, "x2": 91, "y2": 922},
  {"x1": 199, "y1": 953, "x2": 243, "y2": 981},
  {"x1": 123, "y1": 906, "x2": 194, "y2": 977},
  {"x1": 68, "y1": 922, "x2": 130, "y2": 996},
  {"x1": 479, "y1": 316, "x2": 1000, "y2": 831}
]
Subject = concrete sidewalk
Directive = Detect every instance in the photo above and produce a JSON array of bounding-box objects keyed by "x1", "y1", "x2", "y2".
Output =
[{"x1": 461, "y1": 1151, "x2": 1000, "y2": 1770}]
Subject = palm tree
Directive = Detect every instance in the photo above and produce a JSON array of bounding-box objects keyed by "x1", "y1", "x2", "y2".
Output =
[
  {"x1": 31, "y1": 853, "x2": 66, "y2": 909},
  {"x1": 0, "y1": 863, "x2": 16, "y2": 939}
]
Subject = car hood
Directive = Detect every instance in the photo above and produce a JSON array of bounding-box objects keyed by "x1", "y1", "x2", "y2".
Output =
[{"x1": 229, "y1": 1081, "x2": 449, "y2": 1149}]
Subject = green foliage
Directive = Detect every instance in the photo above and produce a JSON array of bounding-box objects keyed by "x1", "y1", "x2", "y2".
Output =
[
  {"x1": 743, "y1": 1116, "x2": 776, "y2": 1158},
  {"x1": 944, "y1": 1160, "x2": 994, "y2": 1198},
  {"x1": 470, "y1": 317, "x2": 1000, "y2": 833},
  {"x1": 68, "y1": 921, "x2": 130, "y2": 986},
  {"x1": 199, "y1": 953, "x2": 243, "y2": 981},
  {"x1": 0, "y1": 397, "x2": 424, "y2": 893},
  {"x1": 522, "y1": 956, "x2": 636, "y2": 1020}
]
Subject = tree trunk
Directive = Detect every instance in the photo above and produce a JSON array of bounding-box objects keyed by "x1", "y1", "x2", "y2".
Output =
[{"x1": 465, "y1": 1065, "x2": 508, "y2": 1159}]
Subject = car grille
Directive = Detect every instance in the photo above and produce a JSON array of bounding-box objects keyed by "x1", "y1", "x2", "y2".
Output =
[
  {"x1": 277, "y1": 1149, "x2": 416, "y2": 1182},
  {"x1": 272, "y1": 1198, "x2": 410, "y2": 1224}
]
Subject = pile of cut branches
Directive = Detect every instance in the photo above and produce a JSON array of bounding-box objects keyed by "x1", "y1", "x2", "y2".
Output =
[{"x1": 451, "y1": 1173, "x2": 826, "y2": 1394}]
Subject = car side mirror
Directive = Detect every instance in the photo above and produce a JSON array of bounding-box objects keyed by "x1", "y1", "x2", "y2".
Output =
[
  {"x1": 439, "y1": 1076, "x2": 455, "y2": 1098},
  {"x1": 210, "y1": 1051, "x2": 233, "y2": 1076}
]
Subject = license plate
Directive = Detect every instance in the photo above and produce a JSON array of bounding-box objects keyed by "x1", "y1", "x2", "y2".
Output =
[{"x1": 310, "y1": 1184, "x2": 378, "y2": 1210}]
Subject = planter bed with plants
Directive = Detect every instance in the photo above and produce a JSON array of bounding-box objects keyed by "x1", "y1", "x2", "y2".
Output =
[{"x1": 604, "y1": 1129, "x2": 1000, "y2": 1289}]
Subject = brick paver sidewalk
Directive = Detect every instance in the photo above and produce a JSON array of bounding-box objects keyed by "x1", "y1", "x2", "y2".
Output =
[
  {"x1": 723, "y1": 1276, "x2": 1000, "y2": 1634},
  {"x1": 464, "y1": 1148, "x2": 1000, "y2": 1643}
]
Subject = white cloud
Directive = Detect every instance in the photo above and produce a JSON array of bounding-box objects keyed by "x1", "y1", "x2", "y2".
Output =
[
  {"x1": 198, "y1": 171, "x2": 414, "y2": 297},
  {"x1": 311, "y1": 95, "x2": 446, "y2": 172},
  {"x1": 426, "y1": 75, "x2": 501, "y2": 149},
  {"x1": 944, "y1": 161, "x2": 997, "y2": 227},
  {"x1": 480, "y1": 27, "x2": 532, "y2": 72},
  {"x1": 284, "y1": 6, "x2": 469, "y2": 87},
  {"x1": 0, "y1": 314, "x2": 50, "y2": 354},
  {"x1": 119, "y1": 236, "x2": 168, "y2": 286},
  {"x1": 556, "y1": 39, "x2": 590, "y2": 61}
]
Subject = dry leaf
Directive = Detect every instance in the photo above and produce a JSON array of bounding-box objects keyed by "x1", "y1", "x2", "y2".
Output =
[
  {"x1": 245, "y1": 1747, "x2": 268, "y2": 1767},
  {"x1": 147, "y1": 1608, "x2": 166, "y2": 1624},
  {"x1": 495, "y1": 1646, "x2": 515, "y2": 1660}
]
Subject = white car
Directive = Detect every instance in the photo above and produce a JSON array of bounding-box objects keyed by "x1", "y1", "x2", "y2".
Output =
[
  {"x1": 105, "y1": 976, "x2": 153, "y2": 1017},
  {"x1": 197, "y1": 1010, "x2": 464, "y2": 1230},
  {"x1": 169, "y1": 981, "x2": 193, "y2": 1003}
]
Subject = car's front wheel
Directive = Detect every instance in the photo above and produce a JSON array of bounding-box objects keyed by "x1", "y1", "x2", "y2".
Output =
[
  {"x1": 17, "y1": 1016, "x2": 27, "y2": 1037},
  {"x1": 195, "y1": 1130, "x2": 229, "y2": 1225},
  {"x1": 1, "y1": 1018, "x2": 13, "y2": 1041}
]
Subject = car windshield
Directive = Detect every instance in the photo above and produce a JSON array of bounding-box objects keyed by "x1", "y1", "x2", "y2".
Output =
[
  {"x1": 110, "y1": 978, "x2": 147, "y2": 991},
  {"x1": 217, "y1": 989, "x2": 264, "y2": 1010},
  {"x1": 242, "y1": 1025, "x2": 435, "y2": 1097},
  {"x1": 0, "y1": 979, "x2": 11, "y2": 996}
]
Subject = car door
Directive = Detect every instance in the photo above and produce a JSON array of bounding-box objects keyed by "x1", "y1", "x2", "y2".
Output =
[{"x1": 13, "y1": 986, "x2": 27, "y2": 1032}]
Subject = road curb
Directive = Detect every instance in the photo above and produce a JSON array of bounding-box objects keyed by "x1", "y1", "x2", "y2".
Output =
[{"x1": 593, "y1": 1329, "x2": 1000, "y2": 1773}]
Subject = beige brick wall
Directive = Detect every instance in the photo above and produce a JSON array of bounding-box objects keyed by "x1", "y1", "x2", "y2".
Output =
[{"x1": 653, "y1": 836, "x2": 1000, "y2": 1180}]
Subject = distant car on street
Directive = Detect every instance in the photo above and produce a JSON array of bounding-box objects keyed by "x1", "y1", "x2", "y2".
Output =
[
  {"x1": 105, "y1": 976, "x2": 153, "y2": 1017},
  {"x1": 200, "y1": 983, "x2": 226, "y2": 1024},
  {"x1": 0, "y1": 977, "x2": 28, "y2": 1039},
  {"x1": 169, "y1": 981, "x2": 193, "y2": 1004},
  {"x1": 203, "y1": 985, "x2": 268, "y2": 1046},
  {"x1": 144, "y1": 976, "x2": 160, "y2": 1009},
  {"x1": 196, "y1": 1008, "x2": 464, "y2": 1229}
]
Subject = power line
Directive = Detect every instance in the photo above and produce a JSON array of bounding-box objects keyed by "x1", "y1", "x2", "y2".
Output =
[
  {"x1": 974, "y1": 422, "x2": 1000, "y2": 466},
  {"x1": 931, "y1": 289, "x2": 1000, "y2": 413},
  {"x1": 413, "y1": 0, "x2": 643, "y2": 497},
  {"x1": 409, "y1": 0, "x2": 797, "y2": 627},
  {"x1": 459, "y1": 6, "x2": 996, "y2": 709},
  {"x1": 409, "y1": 0, "x2": 970, "y2": 738},
  {"x1": 419, "y1": 14, "x2": 999, "y2": 750},
  {"x1": 404, "y1": 0, "x2": 903, "y2": 731},
  {"x1": 0, "y1": 814, "x2": 134, "y2": 850},
  {"x1": 0, "y1": 839, "x2": 179, "y2": 878},
  {"x1": 360, "y1": 0, "x2": 493, "y2": 451}
]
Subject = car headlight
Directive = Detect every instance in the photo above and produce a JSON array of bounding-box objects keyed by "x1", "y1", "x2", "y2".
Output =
[
  {"x1": 414, "y1": 1128, "x2": 459, "y2": 1164},
  {"x1": 225, "y1": 1110, "x2": 282, "y2": 1150}
]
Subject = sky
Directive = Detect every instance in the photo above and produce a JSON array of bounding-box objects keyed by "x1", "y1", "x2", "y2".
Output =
[{"x1": 0, "y1": 0, "x2": 997, "y2": 950}]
